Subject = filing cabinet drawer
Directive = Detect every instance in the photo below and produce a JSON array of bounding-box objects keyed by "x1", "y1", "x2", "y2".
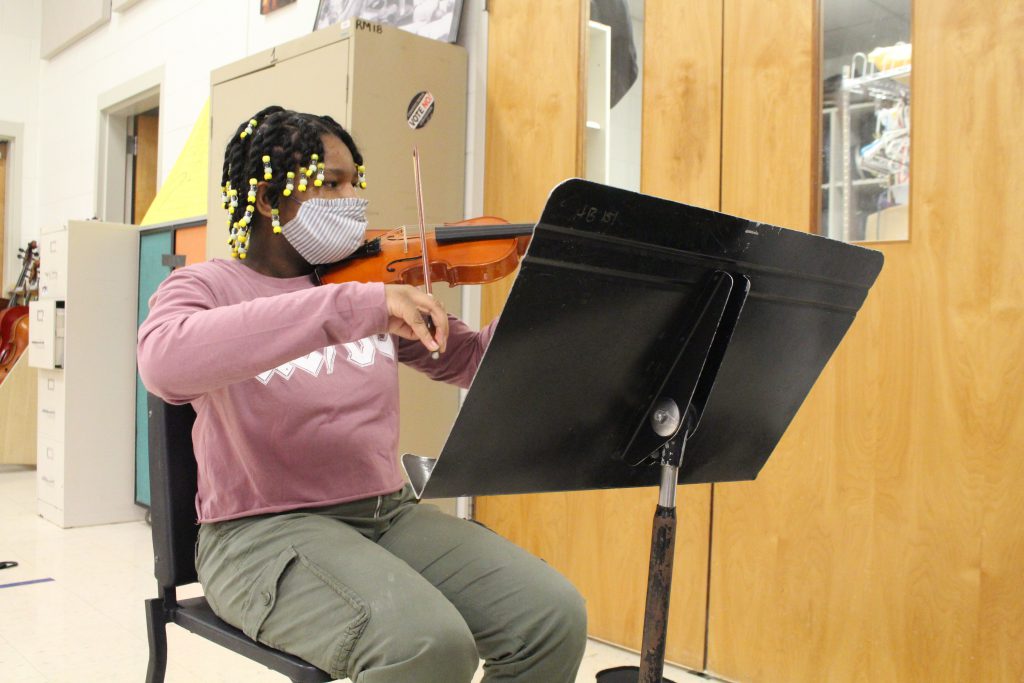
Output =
[
  {"x1": 37, "y1": 370, "x2": 66, "y2": 413},
  {"x1": 37, "y1": 379, "x2": 66, "y2": 442},
  {"x1": 39, "y1": 230, "x2": 68, "y2": 300},
  {"x1": 36, "y1": 438, "x2": 64, "y2": 508},
  {"x1": 27, "y1": 301, "x2": 64, "y2": 369}
]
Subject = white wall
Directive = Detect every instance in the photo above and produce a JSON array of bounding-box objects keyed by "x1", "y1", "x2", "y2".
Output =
[
  {"x1": 0, "y1": 0, "x2": 328, "y2": 281},
  {"x1": 0, "y1": 0, "x2": 43, "y2": 285},
  {"x1": 34, "y1": 0, "x2": 327, "y2": 233}
]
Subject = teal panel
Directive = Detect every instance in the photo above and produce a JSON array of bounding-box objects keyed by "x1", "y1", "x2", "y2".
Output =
[{"x1": 136, "y1": 231, "x2": 175, "y2": 506}]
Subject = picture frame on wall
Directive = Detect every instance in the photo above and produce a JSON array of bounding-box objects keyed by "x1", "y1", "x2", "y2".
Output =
[
  {"x1": 261, "y1": 0, "x2": 298, "y2": 14},
  {"x1": 314, "y1": 0, "x2": 464, "y2": 43}
]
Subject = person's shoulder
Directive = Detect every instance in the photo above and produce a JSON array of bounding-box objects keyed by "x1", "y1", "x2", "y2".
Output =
[
  {"x1": 155, "y1": 259, "x2": 246, "y2": 301},
  {"x1": 165, "y1": 258, "x2": 242, "y2": 285}
]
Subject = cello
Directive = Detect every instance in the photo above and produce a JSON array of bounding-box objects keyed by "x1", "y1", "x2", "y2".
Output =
[{"x1": 0, "y1": 241, "x2": 39, "y2": 385}]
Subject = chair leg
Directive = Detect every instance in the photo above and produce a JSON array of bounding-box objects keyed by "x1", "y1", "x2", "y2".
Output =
[{"x1": 145, "y1": 598, "x2": 169, "y2": 683}]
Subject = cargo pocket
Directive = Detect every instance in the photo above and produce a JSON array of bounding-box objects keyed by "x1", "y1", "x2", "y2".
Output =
[
  {"x1": 241, "y1": 545, "x2": 297, "y2": 641},
  {"x1": 241, "y1": 546, "x2": 371, "y2": 676}
]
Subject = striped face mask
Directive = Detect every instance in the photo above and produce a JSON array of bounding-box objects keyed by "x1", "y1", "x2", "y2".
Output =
[{"x1": 280, "y1": 197, "x2": 369, "y2": 265}]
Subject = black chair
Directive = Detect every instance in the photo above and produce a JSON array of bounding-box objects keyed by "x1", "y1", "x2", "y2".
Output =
[{"x1": 144, "y1": 393, "x2": 333, "y2": 683}]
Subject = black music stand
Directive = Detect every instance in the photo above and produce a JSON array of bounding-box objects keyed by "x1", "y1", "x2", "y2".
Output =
[{"x1": 403, "y1": 179, "x2": 883, "y2": 682}]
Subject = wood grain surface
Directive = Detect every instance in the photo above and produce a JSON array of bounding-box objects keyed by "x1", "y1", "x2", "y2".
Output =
[{"x1": 707, "y1": 2, "x2": 1024, "y2": 681}]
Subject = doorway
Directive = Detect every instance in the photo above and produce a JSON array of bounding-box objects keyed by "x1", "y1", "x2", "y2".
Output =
[{"x1": 98, "y1": 86, "x2": 160, "y2": 224}]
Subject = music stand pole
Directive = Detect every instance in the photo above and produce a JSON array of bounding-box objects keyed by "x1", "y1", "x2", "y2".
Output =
[{"x1": 640, "y1": 452, "x2": 682, "y2": 682}]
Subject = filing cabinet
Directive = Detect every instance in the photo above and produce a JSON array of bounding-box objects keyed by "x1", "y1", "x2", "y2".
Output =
[{"x1": 28, "y1": 221, "x2": 144, "y2": 527}]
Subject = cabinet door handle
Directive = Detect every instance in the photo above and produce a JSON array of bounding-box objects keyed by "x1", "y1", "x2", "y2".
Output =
[
  {"x1": 31, "y1": 341, "x2": 45, "y2": 345},
  {"x1": 41, "y1": 409, "x2": 56, "y2": 415},
  {"x1": 41, "y1": 476, "x2": 55, "y2": 484}
]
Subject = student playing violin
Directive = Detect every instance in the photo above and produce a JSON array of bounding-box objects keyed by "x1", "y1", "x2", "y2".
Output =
[{"x1": 137, "y1": 106, "x2": 586, "y2": 682}]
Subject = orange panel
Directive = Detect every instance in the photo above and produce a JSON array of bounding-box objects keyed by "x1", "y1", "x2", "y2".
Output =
[{"x1": 174, "y1": 225, "x2": 207, "y2": 266}]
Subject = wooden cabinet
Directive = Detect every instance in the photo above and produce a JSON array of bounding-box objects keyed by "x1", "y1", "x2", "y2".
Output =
[{"x1": 28, "y1": 221, "x2": 143, "y2": 528}]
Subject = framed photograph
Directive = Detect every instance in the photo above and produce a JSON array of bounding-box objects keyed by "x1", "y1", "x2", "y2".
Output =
[
  {"x1": 261, "y1": 0, "x2": 297, "y2": 14},
  {"x1": 314, "y1": 0, "x2": 464, "y2": 43}
]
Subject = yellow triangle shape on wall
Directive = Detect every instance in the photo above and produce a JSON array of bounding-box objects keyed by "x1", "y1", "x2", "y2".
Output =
[{"x1": 141, "y1": 100, "x2": 209, "y2": 226}]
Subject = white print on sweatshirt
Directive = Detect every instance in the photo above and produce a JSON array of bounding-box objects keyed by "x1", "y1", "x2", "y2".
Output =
[{"x1": 255, "y1": 334, "x2": 395, "y2": 384}]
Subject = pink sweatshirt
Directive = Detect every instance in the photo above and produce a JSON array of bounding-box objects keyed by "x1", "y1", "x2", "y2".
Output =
[{"x1": 137, "y1": 258, "x2": 494, "y2": 522}]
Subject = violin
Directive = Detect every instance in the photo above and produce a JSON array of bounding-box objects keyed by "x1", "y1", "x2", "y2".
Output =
[
  {"x1": 318, "y1": 216, "x2": 533, "y2": 288},
  {"x1": 318, "y1": 148, "x2": 532, "y2": 359},
  {"x1": 0, "y1": 241, "x2": 39, "y2": 385}
]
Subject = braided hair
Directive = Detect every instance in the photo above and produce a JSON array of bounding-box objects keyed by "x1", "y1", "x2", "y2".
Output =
[{"x1": 219, "y1": 106, "x2": 363, "y2": 257}]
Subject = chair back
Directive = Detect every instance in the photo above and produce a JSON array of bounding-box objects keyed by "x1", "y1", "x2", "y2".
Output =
[{"x1": 147, "y1": 393, "x2": 200, "y2": 589}]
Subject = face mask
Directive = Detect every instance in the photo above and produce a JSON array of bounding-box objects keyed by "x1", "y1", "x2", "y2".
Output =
[{"x1": 280, "y1": 197, "x2": 369, "y2": 265}]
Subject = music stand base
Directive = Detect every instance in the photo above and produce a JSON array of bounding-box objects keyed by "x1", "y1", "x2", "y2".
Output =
[{"x1": 595, "y1": 665, "x2": 677, "y2": 683}]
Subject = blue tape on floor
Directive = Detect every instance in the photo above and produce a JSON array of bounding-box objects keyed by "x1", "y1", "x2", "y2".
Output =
[{"x1": 0, "y1": 577, "x2": 55, "y2": 589}]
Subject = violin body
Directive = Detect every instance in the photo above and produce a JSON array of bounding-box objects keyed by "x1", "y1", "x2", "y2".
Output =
[
  {"x1": 0, "y1": 307, "x2": 29, "y2": 383},
  {"x1": 320, "y1": 217, "x2": 532, "y2": 288},
  {"x1": 0, "y1": 240, "x2": 38, "y2": 385}
]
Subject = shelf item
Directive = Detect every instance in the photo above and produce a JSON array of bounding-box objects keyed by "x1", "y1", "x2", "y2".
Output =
[{"x1": 822, "y1": 49, "x2": 912, "y2": 242}]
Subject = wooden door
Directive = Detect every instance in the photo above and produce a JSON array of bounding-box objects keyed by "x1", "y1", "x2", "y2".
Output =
[
  {"x1": 476, "y1": 0, "x2": 718, "y2": 668},
  {"x1": 706, "y1": 2, "x2": 1024, "y2": 682},
  {"x1": 132, "y1": 110, "x2": 159, "y2": 223}
]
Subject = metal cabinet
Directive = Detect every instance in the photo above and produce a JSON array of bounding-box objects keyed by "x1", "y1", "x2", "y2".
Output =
[{"x1": 28, "y1": 221, "x2": 143, "y2": 528}]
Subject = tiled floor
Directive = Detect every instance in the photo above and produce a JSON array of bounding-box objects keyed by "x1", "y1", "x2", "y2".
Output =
[{"x1": 0, "y1": 466, "x2": 708, "y2": 682}]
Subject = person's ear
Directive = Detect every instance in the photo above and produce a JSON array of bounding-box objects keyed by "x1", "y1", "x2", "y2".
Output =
[{"x1": 255, "y1": 182, "x2": 274, "y2": 218}]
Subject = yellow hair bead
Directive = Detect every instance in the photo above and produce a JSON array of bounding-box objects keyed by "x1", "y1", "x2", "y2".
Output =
[{"x1": 240, "y1": 118, "x2": 257, "y2": 139}]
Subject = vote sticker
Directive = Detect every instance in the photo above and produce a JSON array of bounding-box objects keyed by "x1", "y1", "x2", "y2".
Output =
[{"x1": 406, "y1": 91, "x2": 435, "y2": 130}]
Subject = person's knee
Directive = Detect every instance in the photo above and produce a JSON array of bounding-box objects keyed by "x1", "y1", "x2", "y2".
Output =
[
  {"x1": 546, "y1": 579, "x2": 588, "y2": 653},
  {"x1": 516, "y1": 573, "x2": 587, "y2": 660},
  {"x1": 352, "y1": 618, "x2": 479, "y2": 683},
  {"x1": 402, "y1": 619, "x2": 479, "y2": 683}
]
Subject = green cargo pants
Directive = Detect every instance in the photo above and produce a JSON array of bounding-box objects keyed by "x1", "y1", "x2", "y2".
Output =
[{"x1": 196, "y1": 486, "x2": 587, "y2": 682}]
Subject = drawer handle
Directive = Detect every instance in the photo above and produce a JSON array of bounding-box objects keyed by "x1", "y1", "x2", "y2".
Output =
[
  {"x1": 31, "y1": 341, "x2": 45, "y2": 345},
  {"x1": 41, "y1": 476, "x2": 55, "y2": 484},
  {"x1": 41, "y1": 409, "x2": 56, "y2": 415}
]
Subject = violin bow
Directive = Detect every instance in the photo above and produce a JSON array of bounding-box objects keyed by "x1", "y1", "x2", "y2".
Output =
[{"x1": 411, "y1": 147, "x2": 440, "y2": 359}]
